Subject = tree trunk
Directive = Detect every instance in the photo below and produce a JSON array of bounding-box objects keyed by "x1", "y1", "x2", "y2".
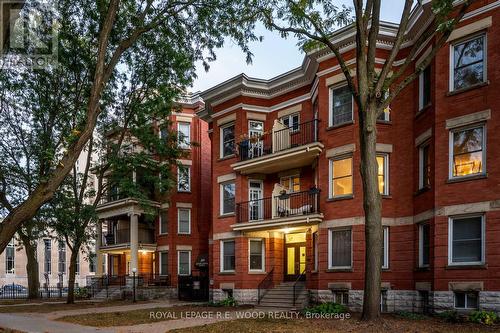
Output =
[
  {"x1": 19, "y1": 233, "x2": 40, "y2": 299},
  {"x1": 67, "y1": 245, "x2": 79, "y2": 304},
  {"x1": 359, "y1": 103, "x2": 383, "y2": 321}
]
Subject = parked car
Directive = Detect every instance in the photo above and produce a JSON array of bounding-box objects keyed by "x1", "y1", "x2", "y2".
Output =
[{"x1": 0, "y1": 284, "x2": 27, "y2": 295}]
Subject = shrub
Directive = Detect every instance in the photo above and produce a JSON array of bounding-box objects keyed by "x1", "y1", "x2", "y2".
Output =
[
  {"x1": 396, "y1": 310, "x2": 426, "y2": 320},
  {"x1": 303, "y1": 302, "x2": 348, "y2": 315},
  {"x1": 469, "y1": 310, "x2": 499, "y2": 325},
  {"x1": 74, "y1": 287, "x2": 89, "y2": 299},
  {"x1": 210, "y1": 297, "x2": 238, "y2": 307},
  {"x1": 437, "y1": 310, "x2": 462, "y2": 323}
]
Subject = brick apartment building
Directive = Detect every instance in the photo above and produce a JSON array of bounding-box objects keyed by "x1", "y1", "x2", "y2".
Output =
[
  {"x1": 94, "y1": 94, "x2": 211, "y2": 295},
  {"x1": 197, "y1": 1, "x2": 500, "y2": 312}
]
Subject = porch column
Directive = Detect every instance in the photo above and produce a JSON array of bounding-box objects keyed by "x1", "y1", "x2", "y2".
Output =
[
  {"x1": 96, "y1": 220, "x2": 104, "y2": 276},
  {"x1": 130, "y1": 213, "x2": 139, "y2": 274}
]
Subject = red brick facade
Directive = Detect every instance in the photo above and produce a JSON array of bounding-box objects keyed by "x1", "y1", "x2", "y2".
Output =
[{"x1": 198, "y1": 1, "x2": 500, "y2": 311}]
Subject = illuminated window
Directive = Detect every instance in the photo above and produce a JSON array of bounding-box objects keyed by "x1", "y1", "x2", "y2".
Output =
[
  {"x1": 377, "y1": 154, "x2": 389, "y2": 195},
  {"x1": 280, "y1": 175, "x2": 300, "y2": 193},
  {"x1": 330, "y1": 156, "x2": 353, "y2": 198},
  {"x1": 451, "y1": 34, "x2": 486, "y2": 91},
  {"x1": 450, "y1": 125, "x2": 485, "y2": 178},
  {"x1": 382, "y1": 227, "x2": 389, "y2": 269}
]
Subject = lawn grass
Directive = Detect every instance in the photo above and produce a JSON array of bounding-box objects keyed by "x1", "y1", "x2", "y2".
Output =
[
  {"x1": 0, "y1": 300, "x2": 141, "y2": 313},
  {"x1": 169, "y1": 315, "x2": 500, "y2": 333},
  {"x1": 57, "y1": 305, "x2": 252, "y2": 327}
]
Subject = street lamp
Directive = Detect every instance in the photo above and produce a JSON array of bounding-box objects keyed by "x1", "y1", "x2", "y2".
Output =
[{"x1": 132, "y1": 267, "x2": 137, "y2": 303}]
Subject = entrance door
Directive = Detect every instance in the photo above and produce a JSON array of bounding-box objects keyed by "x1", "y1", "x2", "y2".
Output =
[{"x1": 249, "y1": 181, "x2": 263, "y2": 221}]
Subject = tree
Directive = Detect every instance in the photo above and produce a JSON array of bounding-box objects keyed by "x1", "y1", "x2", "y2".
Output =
[
  {"x1": 258, "y1": 0, "x2": 474, "y2": 320},
  {"x1": 0, "y1": 0, "x2": 260, "y2": 252}
]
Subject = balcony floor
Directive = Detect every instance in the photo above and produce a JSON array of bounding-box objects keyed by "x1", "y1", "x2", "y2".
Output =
[
  {"x1": 231, "y1": 142, "x2": 324, "y2": 175},
  {"x1": 231, "y1": 213, "x2": 323, "y2": 231}
]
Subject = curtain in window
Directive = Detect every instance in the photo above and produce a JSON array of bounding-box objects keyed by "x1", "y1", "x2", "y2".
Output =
[{"x1": 331, "y1": 230, "x2": 351, "y2": 267}]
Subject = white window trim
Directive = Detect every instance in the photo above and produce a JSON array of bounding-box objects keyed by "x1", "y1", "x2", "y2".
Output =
[
  {"x1": 159, "y1": 210, "x2": 168, "y2": 235},
  {"x1": 419, "y1": 223, "x2": 430, "y2": 268},
  {"x1": 329, "y1": 155, "x2": 353, "y2": 199},
  {"x1": 177, "y1": 208, "x2": 191, "y2": 235},
  {"x1": 220, "y1": 181, "x2": 235, "y2": 216},
  {"x1": 448, "y1": 124, "x2": 486, "y2": 180},
  {"x1": 177, "y1": 165, "x2": 191, "y2": 192},
  {"x1": 220, "y1": 122, "x2": 235, "y2": 158},
  {"x1": 248, "y1": 120, "x2": 264, "y2": 136},
  {"x1": 382, "y1": 227, "x2": 389, "y2": 269},
  {"x1": 280, "y1": 174, "x2": 300, "y2": 193},
  {"x1": 328, "y1": 83, "x2": 353, "y2": 127},
  {"x1": 448, "y1": 214, "x2": 485, "y2": 266},
  {"x1": 280, "y1": 112, "x2": 300, "y2": 132},
  {"x1": 248, "y1": 238, "x2": 265, "y2": 272},
  {"x1": 377, "y1": 153, "x2": 390, "y2": 195},
  {"x1": 418, "y1": 142, "x2": 430, "y2": 190},
  {"x1": 177, "y1": 250, "x2": 191, "y2": 276},
  {"x1": 5, "y1": 239, "x2": 15, "y2": 275},
  {"x1": 454, "y1": 291, "x2": 479, "y2": 310},
  {"x1": 177, "y1": 122, "x2": 191, "y2": 149},
  {"x1": 313, "y1": 232, "x2": 319, "y2": 271},
  {"x1": 220, "y1": 240, "x2": 236, "y2": 273},
  {"x1": 449, "y1": 33, "x2": 487, "y2": 92},
  {"x1": 159, "y1": 251, "x2": 168, "y2": 276},
  {"x1": 328, "y1": 228, "x2": 353, "y2": 270},
  {"x1": 418, "y1": 67, "x2": 431, "y2": 111}
]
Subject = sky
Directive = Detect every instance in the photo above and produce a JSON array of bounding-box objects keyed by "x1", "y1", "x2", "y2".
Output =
[{"x1": 191, "y1": 1, "x2": 406, "y2": 93}]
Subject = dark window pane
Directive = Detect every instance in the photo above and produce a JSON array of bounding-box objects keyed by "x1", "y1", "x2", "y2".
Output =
[
  {"x1": 453, "y1": 36, "x2": 484, "y2": 90},
  {"x1": 455, "y1": 292, "x2": 466, "y2": 308},
  {"x1": 331, "y1": 230, "x2": 351, "y2": 267},
  {"x1": 331, "y1": 85, "x2": 352, "y2": 125},
  {"x1": 452, "y1": 217, "x2": 482, "y2": 263},
  {"x1": 421, "y1": 224, "x2": 430, "y2": 266}
]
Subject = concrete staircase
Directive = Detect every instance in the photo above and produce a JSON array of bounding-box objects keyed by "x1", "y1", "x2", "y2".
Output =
[{"x1": 257, "y1": 281, "x2": 308, "y2": 310}]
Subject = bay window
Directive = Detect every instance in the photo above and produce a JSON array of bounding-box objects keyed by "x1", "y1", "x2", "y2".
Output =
[
  {"x1": 177, "y1": 208, "x2": 191, "y2": 234},
  {"x1": 249, "y1": 239, "x2": 264, "y2": 271},
  {"x1": 178, "y1": 250, "x2": 191, "y2": 276}
]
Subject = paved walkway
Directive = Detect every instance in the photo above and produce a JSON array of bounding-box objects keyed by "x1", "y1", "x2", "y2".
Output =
[{"x1": 0, "y1": 300, "x2": 265, "y2": 333}]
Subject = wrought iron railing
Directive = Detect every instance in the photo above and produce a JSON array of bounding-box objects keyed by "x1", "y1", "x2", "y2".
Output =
[
  {"x1": 236, "y1": 188, "x2": 321, "y2": 223},
  {"x1": 292, "y1": 270, "x2": 307, "y2": 307},
  {"x1": 103, "y1": 228, "x2": 155, "y2": 246},
  {"x1": 257, "y1": 268, "x2": 274, "y2": 304},
  {"x1": 237, "y1": 119, "x2": 319, "y2": 162}
]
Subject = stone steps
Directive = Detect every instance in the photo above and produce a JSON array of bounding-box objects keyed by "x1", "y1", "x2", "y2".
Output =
[{"x1": 258, "y1": 282, "x2": 308, "y2": 310}]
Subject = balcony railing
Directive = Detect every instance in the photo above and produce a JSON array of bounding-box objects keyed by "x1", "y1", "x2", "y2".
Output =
[
  {"x1": 236, "y1": 188, "x2": 321, "y2": 224},
  {"x1": 104, "y1": 228, "x2": 155, "y2": 246},
  {"x1": 237, "y1": 119, "x2": 319, "y2": 162}
]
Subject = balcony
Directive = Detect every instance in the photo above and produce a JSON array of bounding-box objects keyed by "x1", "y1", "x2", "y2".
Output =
[
  {"x1": 103, "y1": 228, "x2": 155, "y2": 246},
  {"x1": 233, "y1": 187, "x2": 322, "y2": 231},
  {"x1": 232, "y1": 119, "x2": 323, "y2": 175}
]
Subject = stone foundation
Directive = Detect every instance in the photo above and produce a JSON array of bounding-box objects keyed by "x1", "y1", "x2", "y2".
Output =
[
  {"x1": 123, "y1": 287, "x2": 177, "y2": 301},
  {"x1": 211, "y1": 288, "x2": 258, "y2": 304},
  {"x1": 309, "y1": 289, "x2": 500, "y2": 313}
]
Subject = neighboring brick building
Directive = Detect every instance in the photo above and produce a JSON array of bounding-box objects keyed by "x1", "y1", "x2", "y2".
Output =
[
  {"x1": 95, "y1": 94, "x2": 211, "y2": 294},
  {"x1": 198, "y1": 1, "x2": 500, "y2": 312}
]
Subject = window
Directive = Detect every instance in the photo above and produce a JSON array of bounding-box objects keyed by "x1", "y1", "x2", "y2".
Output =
[
  {"x1": 159, "y1": 210, "x2": 168, "y2": 234},
  {"x1": 177, "y1": 165, "x2": 191, "y2": 192},
  {"x1": 177, "y1": 208, "x2": 191, "y2": 234},
  {"x1": 328, "y1": 229, "x2": 352, "y2": 269},
  {"x1": 5, "y1": 239, "x2": 15, "y2": 274},
  {"x1": 451, "y1": 34, "x2": 486, "y2": 91},
  {"x1": 221, "y1": 182, "x2": 235, "y2": 215},
  {"x1": 89, "y1": 252, "x2": 96, "y2": 273},
  {"x1": 220, "y1": 123, "x2": 235, "y2": 158},
  {"x1": 419, "y1": 66, "x2": 431, "y2": 110},
  {"x1": 454, "y1": 291, "x2": 479, "y2": 309},
  {"x1": 177, "y1": 122, "x2": 191, "y2": 149},
  {"x1": 249, "y1": 239, "x2": 264, "y2": 271},
  {"x1": 281, "y1": 113, "x2": 300, "y2": 132},
  {"x1": 280, "y1": 175, "x2": 300, "y2": 193},
  {"x1": 178, "y1": 250, "x2": 191, "y2": 276},
  {"x1": 377, "y1": 154, "x2": 389, "y2": 195},
  {"x1": 160, "y1": 251, "x2": 168, "y2": 275},
  {"x1": 330, "y1": 156, "x2": 353, "y2": 198},
  {"x1": 76, "y1": 253, "x2": 80, "y2": 275},
  {"x1": 382, "y1": 227, "x2": 389, "y2": 269},
  {"x1": 449, "y1": 215, "x2": 484, "y2": 265},
  {"x1": 221, "y1": 240, "x2": 235, "y2": 272},
  {"x1": 44, "y1": 239, "x2": 51, "y2": 274},
  {"x1": 313, "y1": 232, "x2": 319, "y2": 271},
  {"x1": 58, "y1": 241, "x2": 66, "y2": 274},
  {"x1": 419, "y1": 223, "x2": 430, "y2": 268},
  {"x1": 450, "y1": 125, "x2": 485, "y2": 178},
  {"x1": 419, "y1": 143, "x2": 431, "y2": 189},
  {"x1": 160, "y1": 126, "x2": 169, "y2": 141},
  {"x1": 377, "y1": 90, "x2": 391, "y2": 121},
  {"x1": 329, "y1": 85, "x2": 352, "y2": 126},
  {"x1": 333, "y1": 291, "x2": 349, "y2": 305},
  {"x1": 248, "y1": 120, "x2": 264, "y2": 138}
]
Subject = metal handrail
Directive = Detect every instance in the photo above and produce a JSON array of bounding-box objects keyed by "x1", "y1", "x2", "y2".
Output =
[
  {"x1": 257, "y1": 268, "x2": 274, "y2": 304},
  {"x1": 292, "y1": 269, "x2": 306, "y2": 306}
]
